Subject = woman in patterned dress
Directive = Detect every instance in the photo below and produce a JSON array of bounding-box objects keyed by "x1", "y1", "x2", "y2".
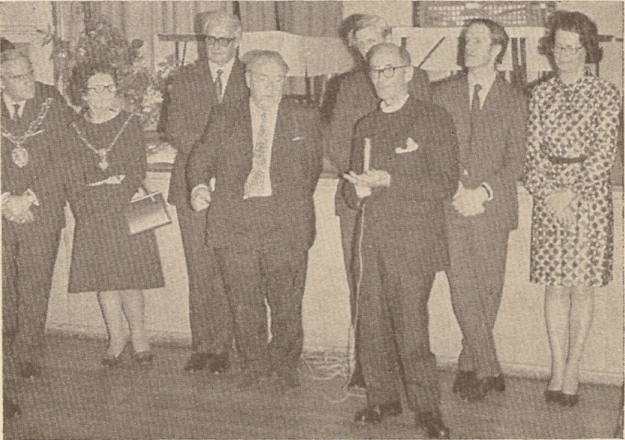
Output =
[
  {"x1": 66, "y1": 64, "x2": 165, "y2": 367},
  {"x1": 524, "y1": 11, "x2": 620, "y2": 407}
]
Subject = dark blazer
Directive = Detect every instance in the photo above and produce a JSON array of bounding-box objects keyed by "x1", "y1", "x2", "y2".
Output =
[
  {"x1": 343, "y1": 96, "x2": 459, "y2": 274},
  {"x1": 165, "y1": 58, "x2": 248, "y2": 207},
  {"x1": 1, "y1": 82, "x2": 73, "y2": 231},
  {"x1": 432, "y1": 74, "x2": 527, "y2": 231},
  {"x1": 324, "y1": 67, "x2": 431, "y2": 215},
  {"x1": 186, "y1": 98, "x2": 323, "y2": 253}
]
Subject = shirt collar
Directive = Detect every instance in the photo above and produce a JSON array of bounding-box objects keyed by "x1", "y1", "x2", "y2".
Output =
[
  {"x1": 2, "y1": 92, "x2": 26, "y2": 117},
  {"x1": 380, "y1": 93, "x2": 410, "y2": 113},
  {"x1": 468, "y1": 70, "x2": 497, "y2": 103},
  {"x1": 208, "y1": 57, "x2": 235, "y2": 83},
  {"x1": 249, "y1": 98, "x2": 280, "y2": 117}
]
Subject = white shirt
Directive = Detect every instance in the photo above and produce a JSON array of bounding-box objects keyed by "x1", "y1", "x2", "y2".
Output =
[
  {"x1": 468, "y1": 70, "x2": 497, "y2": 109},
  {"x1": 3, "y1": 93, "x2": 26, "y2": 119},
  {"x1": 209, "y1": 57, "x2": 235, "y2": 100}
]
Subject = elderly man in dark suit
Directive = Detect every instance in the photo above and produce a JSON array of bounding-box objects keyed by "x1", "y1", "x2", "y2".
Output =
[
  {"x1": 432, "y1": 19, "x2": 527, "y2": 402},
  {"x1": 343, "y1": 43, "x2": 457, "y2": 439},
  {"x1": 1, "y1": 49, "x2": 73, "y2": 417},
  {"x1": 324, "y1": 14, "x2": 431, "y2": 388},
  {"x1": 166, "y1": 10, "x2": 248, "y2": 373},
  {"x1": 187, "y1": 50, "x2": 322, "y2": 390}
]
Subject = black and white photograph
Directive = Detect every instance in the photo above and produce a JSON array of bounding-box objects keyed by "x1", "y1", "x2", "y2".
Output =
[{"x1": 0, "y1": 1, "x2": 623, "y2": 438}]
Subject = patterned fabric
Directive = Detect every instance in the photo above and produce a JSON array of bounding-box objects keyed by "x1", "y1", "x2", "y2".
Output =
[
  {"x1": 524, "y1": 75, "x2": 620, "y2": 287},
  {"x1": 244, "y1": 111, "x2": 272, "y2": 199}
]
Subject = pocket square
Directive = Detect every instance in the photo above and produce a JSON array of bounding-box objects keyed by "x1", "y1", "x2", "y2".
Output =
[
  {"x1": 395, "y1": 137, "x2": 419, "y2": 154},
  {"x1": 292, "y1": 136, "x2": 305, "y2": 141}
]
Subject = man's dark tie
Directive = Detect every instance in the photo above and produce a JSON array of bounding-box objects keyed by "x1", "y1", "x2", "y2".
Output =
[
  {"x1": 13, "y1": 103, "x2": 20, "y2": 120},
  {"x1": 215, "y1": 69, "x2": 223, "y2": 103},
  {"x1": 471, "y1": 84, "x2": 482, "y2": 112},
  {"x1": 468, "y1": 84, "x2": 482, "y2": 158}
]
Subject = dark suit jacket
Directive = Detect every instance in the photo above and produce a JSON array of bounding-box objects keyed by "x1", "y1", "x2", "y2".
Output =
[
  {"x1": 165, "y1": 58, "x2": 248, "y2": 207},
  {"x1": 323, "y1": 67, "x2": 431, "y2": 215},
  {"x1": 186, "y1": 99, "x2": 323, "y2": 253},
  {"x1": 1, "y1": 82, "x2": 73, "y2": 231},
  {"x1": 432, "y1": 75, "x2": 527, "y2": 231},
  {"x1": 343, "y1": 96, "x2": 459, "y2": 274}
]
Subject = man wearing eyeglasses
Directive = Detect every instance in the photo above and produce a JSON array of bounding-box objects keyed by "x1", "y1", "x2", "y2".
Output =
[
  {"x1": 432, "y1": 19, "x2": 527, "y2": 402},
  {"x1": 1, "y1": 48, "x2": 73, "y2": 417},
  {"x1": 186, "y1": 51, "x2": 322, "y2": 391},
  {"x1": 343, "y1": 43, "x2": 457, "y2": 439},
  {"x1": 166, "y1": 10, "x2": 248, "y2": 374}
]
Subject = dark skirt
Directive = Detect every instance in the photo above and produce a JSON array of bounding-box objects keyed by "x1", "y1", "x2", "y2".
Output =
[{"x1": 69, "y1": 212, "x2": 165, "y2": 293}]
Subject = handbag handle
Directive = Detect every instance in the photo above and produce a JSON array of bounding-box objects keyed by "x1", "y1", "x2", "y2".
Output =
[{"x1": 138, "y1": 183, "x2": 157, "y2": 201}]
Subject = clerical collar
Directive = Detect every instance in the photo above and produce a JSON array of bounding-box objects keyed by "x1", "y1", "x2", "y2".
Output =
[
  {"x1": 380, "y1": 93, "x2": 410, "y2": 113},
  {"x1": 2, "y1": 92, "x2": 27, "y2": 119},
  {"x1": 468, "y1": 70, "x2": 497, "y2": 104},
  {"x1": 209, "y1": 57, "x2": 235, "y2": 83}
]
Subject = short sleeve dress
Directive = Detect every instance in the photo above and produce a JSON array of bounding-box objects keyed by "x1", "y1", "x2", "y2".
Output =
[
  {"x1": 524, "y1": 75, "x2": 621, "y2": 287},
  {"x1": 67, "y1": 111, "x2": 165, "y2": 293}
]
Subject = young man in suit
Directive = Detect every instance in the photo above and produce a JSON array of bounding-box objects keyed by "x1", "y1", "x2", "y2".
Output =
[
  {"x1": 1, "y1": 49, "x2": 73, "y2": 416},
  {"x1": 343, "y1": 43, "x2": 458, "y2": 439},
  {"x1": 186, "y1": 51, "x2": 323, "y2": 391},
  {"x1": 432, "y1": 19, "x2": 527, "y2": 402},
  {"x1": 166, "y1": 11, "x2": 248, "y2": 373},
  {"x1": 324, "y1": 14, "x2": 431, "y2": 389}
]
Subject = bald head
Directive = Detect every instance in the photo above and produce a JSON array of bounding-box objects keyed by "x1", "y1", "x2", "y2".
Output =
[
  {"x1": 243, "y1": 51, "x2": 288, "y2": 111},
  {"x1": 367, "y1": 43, "x2": 413, "y2": 105}
]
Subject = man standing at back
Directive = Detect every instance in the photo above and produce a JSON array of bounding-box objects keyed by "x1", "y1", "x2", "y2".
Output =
[
  {"x1": 432, "y1": 19, "x2": 527, "y2": 402},
  {"x1": 166, "y1": 10, "x2": 248, "y2": 373}
]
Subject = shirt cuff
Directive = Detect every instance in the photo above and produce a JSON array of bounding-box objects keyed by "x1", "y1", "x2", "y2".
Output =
[
  {"x1": 25, "y1": 189, "x2": 40, "y2": 206},
  {"x1": 480, "y1": 182, "x2": 493, "y2": 201},
  {"x1": 191, "y1": 184, "x2": 210, "y2": 198}
]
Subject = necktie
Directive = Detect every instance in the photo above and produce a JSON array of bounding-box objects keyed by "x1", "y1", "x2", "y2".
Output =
[
  {"x1": 13, "y1": 103, "x2": 20, "y2": 120},
  {"x1": 244, "y1": 112, "x2": 270, "y2": 199},
  {"x1": 215, "y1": 69, "x2": 224, "y2": 103},
  {"x1": 471, "y1": 84, "x2": 482, "y2": 112}
]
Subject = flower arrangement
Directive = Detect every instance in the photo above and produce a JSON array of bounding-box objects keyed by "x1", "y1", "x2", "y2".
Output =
[{"x1": 42, "y1": 13, "x2": 178, "y2": 130}]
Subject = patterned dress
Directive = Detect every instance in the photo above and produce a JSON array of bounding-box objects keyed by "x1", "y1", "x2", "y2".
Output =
[{"x1": 524, "y1": 75, "x2": 620, "y2": 287}]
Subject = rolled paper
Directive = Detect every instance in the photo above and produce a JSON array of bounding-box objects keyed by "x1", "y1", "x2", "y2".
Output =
[{"x1": 363, "y1": 137, "x2": 371, "y2": 172}]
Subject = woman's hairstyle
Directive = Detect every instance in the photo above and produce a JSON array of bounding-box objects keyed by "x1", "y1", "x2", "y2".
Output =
[
  {"x1": 539, "y1": 10, "x2": 602, "y2": 64},
  {"x1": 68, "y1": 62, "x2": 117, "y2": 107}
]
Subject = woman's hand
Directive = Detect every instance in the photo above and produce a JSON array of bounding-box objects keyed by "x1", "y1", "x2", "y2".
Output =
[{"x1": 545, "y1": 189, "x2": 577, "y2": 228}]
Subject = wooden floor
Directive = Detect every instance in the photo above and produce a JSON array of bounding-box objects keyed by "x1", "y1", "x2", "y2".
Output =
[{"x1": 4, "y1": 335, "x2": 623, "y2": 439}]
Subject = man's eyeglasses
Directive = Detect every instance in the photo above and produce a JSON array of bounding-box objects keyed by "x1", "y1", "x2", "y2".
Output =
[
  {"x1": 552, "y1": 45, "x2": 584, "y2": 55},
  {"x1": 204, "y1": 36, "x2": 237, "y2": 47},
  {"x1": 87, "y1": 84, "x2": 117, "y2": 93},
  {"x1": 369, "y1": 65, "x2": 410, "y2": 80},
  {"x1": 7, "y1": 70, "x2": 35, "y2": 82}
]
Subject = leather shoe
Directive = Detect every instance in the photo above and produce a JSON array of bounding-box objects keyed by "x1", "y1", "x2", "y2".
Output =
[
  {"x1": 347, "y1": 364, "x2": 366, "y2": 389},
  {"x1": 133, "y1": 351, "x2": 154, "y2": 368},
  {"x1": 3, "y1": 394, "x2": 21, "y2": 420},
  {"x1": 416, "y1": 411, "x2": 450, "y2": 439},
  {"x1": 184, "y1": 353, "x2": 211, "y2": 371},
  {"x1": 18, "y1": 361, "x2": 41, "y2": 379},
  {"x1": 354, "y1": 401, "x2": 402, "y2": 424},
  {"x1": 461, "y1": 373, "x2": 505, "y2": 402},
  {"x1": 452, "y1": 370, "x2": 475, "y2": 394},
  {"x1": 544, "y1": 389, "x2": 562, "y2": 404},
  {"x1": 559, "y1": 392, "x2": 579, "y2": 407},
  {"x1": 208, "y1": 352, "x2": 229, "y2": 374}
]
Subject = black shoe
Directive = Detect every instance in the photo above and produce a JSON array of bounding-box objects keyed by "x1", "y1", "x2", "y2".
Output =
[
  {"x1": 354, "y1": 401, "x2": 402, "y2": 424},
  {"x1": 18, "y1": 361, "x2": 41, "y2": 379},
  {"x1": 452, "y1": 370, "x2": 475, "y2": 394},
  {"x1": 544, "y1": 389, "x2": 562, "y2": 404},
  {"x1": 347, "y1": 364, "x2": 366, "y2": 389},
  {"x1": 133, "y1": 351, "x2": 154, "y2": 368},
  {"x1": 484, "y1": 373, "x2": 506, "y2": 392},
  {"x1": 184, "y1": 353, "x2": 211, "y2": 371},
  {"x1": 461, "y1": 373, "x2": 505, "y2": 402},
  {"x1": 3, "y1": 394, "x2": 21, "y2": 420},
  {"x1": 416, "y1": 412, "x2": 450, "y2": 439},
  {"x1": 208, "y1": 352, "x2": 229, "y2": 374},
  {"x1": 559, "y1": 392, "x2": 579, "y2": 407}
]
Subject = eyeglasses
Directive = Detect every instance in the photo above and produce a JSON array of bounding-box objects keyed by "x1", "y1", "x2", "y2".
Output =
[
  {"x1": 553, "y1": 45, "x2": 584, "y2": 55},
  {"x1": 204, "y1": 36, "x2": 237, "y2": 47},
  {"x1": 369, "y1": 65, "x2": 410, "y2": 80},
  {"x1": 87, "y1": 84, "x2": 117, "y2": 93},
  {"x1": 6, "y1": 70, "x2": 34, "y2": 82}
]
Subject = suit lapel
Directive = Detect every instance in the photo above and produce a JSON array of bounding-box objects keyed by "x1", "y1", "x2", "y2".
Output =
[
  {"x1": 455, "y1": 77, "x2": 472, "y2": 166},
  {"x1": 270, "y1": 101, "x2": 291, "y2": 180},
  {"x1": 222, "y1": 59, "x2": 247, "y2": 104}
]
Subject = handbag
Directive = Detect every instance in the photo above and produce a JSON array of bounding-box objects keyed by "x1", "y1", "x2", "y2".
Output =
[{"x1": 125, "y1": 184, "x2": 172, "y2": 235}]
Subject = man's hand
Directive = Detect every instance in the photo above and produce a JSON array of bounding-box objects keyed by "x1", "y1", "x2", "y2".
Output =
[
  {"x1": 190, "y1": 185, "x2": 211, "y2": 212},
  {"x1": 2, "y1": 195, "x2": 35, "y2": 221},
  {"x1": 452, "y1": 182, "x2": 488, "y2": 217},
  {"x1": 12, "y1": 208, "x2": 35, "y2": 224}
]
